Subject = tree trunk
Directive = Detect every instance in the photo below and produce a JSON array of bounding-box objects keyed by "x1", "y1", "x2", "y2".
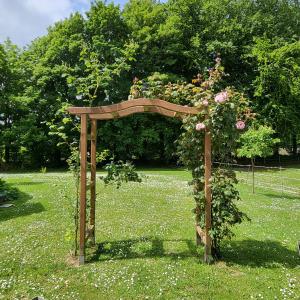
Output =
[
  {"x1": 4, "y1": 145, "x2": 10, "y2": 164},
  {"x1": 292, "y1": 134, "x2": 297, "y2": 156}
]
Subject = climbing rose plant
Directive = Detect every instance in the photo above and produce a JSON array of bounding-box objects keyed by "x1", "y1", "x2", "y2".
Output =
[{"x1": 129, "y1": 58, "x2": 254, "y2": 258}]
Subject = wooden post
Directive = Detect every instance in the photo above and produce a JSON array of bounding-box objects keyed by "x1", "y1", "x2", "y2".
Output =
[
  {"x1": 90, "y1": 119, "x2": 97, "y2": 246},
  {"x1": 79, "y1": 114, "x2": 88, "y2": 265},
  {"x1": 204, "y1": 128, "x2": 212, "y2": 263}
]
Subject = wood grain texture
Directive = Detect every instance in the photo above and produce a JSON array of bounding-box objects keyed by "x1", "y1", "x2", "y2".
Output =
[
  {"x1": 67, "y1": 98, "x2": 199, "y2": 118},
  {"x1": 89, "y1": 105, "x2": 185, "y2": 120},
  {"x1": 79, "y1": 114, "x2": 88, "y2": 265},
  {"x1": 204, "y1": 129, "x2": 212, "y2": 262},
  {"x1": 90, "y1": 119, "x2": 97, "y2": 246}
]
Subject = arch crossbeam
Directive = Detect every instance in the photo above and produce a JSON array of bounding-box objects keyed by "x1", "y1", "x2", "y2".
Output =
[{"x1": 67, "y1": 98, "x2": 199, "y2": 119}]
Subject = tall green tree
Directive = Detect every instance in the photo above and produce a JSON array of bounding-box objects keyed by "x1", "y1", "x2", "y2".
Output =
[
  {"x1": 1, "y1": 0, "x2": 300, "y2": 168},
  {"x1": 0, "y1": 40, "x2": 29, "y2": 166},
  {"x1": 237, "y1": 125, "x2": 280, "y2": 193},
  {"x1": 252, "y1": 39, "x2": 300, "y2": 151}
]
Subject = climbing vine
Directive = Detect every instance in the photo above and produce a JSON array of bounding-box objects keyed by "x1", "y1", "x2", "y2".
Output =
[
  {"x1": 65, "y1": 144, "x2": 79, "y2": 255},
  {"x1": 130, "y1": 57, "x2": 254, "y2": 257}
]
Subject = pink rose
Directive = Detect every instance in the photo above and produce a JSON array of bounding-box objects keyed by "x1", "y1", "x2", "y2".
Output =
[
  {"x1": 236, "y1": 120, "x2": 245, "y2": 130},
  {"x1": 202, "y1": 100, "x2": 209, "y2": 106},
  {"x1": 196, "y1": 123, "x2": 206, "y2": 131},
  {"x1": 215, "y1": 91, "x2": 228, "y2": 103}
]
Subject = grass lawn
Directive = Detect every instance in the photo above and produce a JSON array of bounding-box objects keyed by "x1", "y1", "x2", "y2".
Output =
[{"x1": 0, "y1": 168, "x2": 299, "y2": 299}]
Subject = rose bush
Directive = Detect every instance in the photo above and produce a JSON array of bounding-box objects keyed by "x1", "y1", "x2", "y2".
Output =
[{"x1": 129, "y1": 57, "x2": 254, "y2": 258}]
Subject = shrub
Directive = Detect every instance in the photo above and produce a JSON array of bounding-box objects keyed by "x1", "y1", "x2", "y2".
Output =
[{"x1": 0, "y1": 178, "x2": 19, "y2": 201}]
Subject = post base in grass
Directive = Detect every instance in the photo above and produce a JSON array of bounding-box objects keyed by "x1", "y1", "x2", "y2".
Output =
[{"x1": 78, "y1": 255, "x2": 85, "y2": 265}]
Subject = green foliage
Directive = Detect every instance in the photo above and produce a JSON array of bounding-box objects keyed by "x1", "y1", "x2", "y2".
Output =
[
  {"x1": 97, "y1": 114, "x2": 181, "y2": 162},
  {"x1": 252, "y1": 39, "x2": 300, "y2": 149},
  {"x1": 177, "y1": 61, "x2": 252, "y2": 256},
  {"x1": 210, "y1": 169, "x2": 250, "y2": 254},
  {"x1": 40, "y1": 167, "x2": 47, "y2": 174},
  {"x1": 237, "y1": 126, "x2": 280, "y2": 159},
  {"x1": 131, "y1": 58, "x2": 252, "y2": 256},
  {"x1": 101, "y1": 160, "x2": 142, "y2": 189},
  {"x1": 1, "y1": 0, "x2": 300, "y2": 167},
  {"x1": 129, "y1": 74, "x2": 197, "y2": 105},
  {"x1": 96, "y1": 149, "x2": 110, "y2": 164},
  {"x1": 66, "y1": 144, "x2": 80, "y2": 178},
  {"x1": 0, "y1": 178, "x2": 19, "y2": 201},
  {"x1": 66, "y1": 144, "x2": 80, "y2": 256}
]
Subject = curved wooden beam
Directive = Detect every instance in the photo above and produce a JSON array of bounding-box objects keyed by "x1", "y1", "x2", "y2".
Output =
[
  {"x1": 89, "y1": 105, "x2": 187, "y2": 120},
  {"x1": 67, "y1": 98, "x2": 199, "y2": 119}
]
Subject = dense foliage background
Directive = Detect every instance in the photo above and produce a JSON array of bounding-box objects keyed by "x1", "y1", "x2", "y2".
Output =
[{"x1": 1, "y1": 0, "x2": 300, "y2": 168}]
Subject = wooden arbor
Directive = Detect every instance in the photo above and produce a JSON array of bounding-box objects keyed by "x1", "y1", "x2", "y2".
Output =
[{"x1": 67, "y1": 98, "x2": 212, "y2": 265}]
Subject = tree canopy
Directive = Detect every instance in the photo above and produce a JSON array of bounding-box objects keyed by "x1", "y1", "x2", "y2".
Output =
[{"x1": 1, "y1": 0, "x2": 300, "y2": 168}]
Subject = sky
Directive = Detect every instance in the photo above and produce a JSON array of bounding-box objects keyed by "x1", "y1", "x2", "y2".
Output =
[{"x1": 0, "y1": 0, "x2": 131, "y2": 47}]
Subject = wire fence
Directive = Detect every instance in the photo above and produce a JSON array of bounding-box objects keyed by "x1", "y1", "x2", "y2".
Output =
[{"x1": 214, "y1": 162, "x2": 300, "y2": 197}]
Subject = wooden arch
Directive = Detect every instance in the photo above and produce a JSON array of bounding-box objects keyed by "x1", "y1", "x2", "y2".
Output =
[{"x1": 67, "y1": 98, "x2": 212, "y2": 265}]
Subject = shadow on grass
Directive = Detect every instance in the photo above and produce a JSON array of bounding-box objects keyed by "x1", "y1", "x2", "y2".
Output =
[
  {"x1": 12, "y1": 181, "x2": 45, "y2": 186},
  {"x1": 0, "y1": 184, "x2": 45, "y2": 222},
  {"x1": 222, "y1": 239, "x2": 299, "y2": 268},
  {"x1": 89, "y1": 237, "x2": 299, "y2": 269},
  {"x1": 262, "y1": 192, "x2": 300, "y2": 201},
  {"x1": 89, "y1": 237, "x2": 198, "y2": 263}
]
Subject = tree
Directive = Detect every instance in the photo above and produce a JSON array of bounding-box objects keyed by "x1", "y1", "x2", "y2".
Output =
[
  {"x1": 237, "y1": 125, "x2": 280, "y2": 193},
  {"x1": 252, "y1": 39, "x2": 300, "y2": 153},
  {"x1": 123, "y1": 0, "x2": 169, "y2": 75},
  {"x1": 0, "y1": 40, "x2": 28, "y2": 166},
  {"x1": 1, "y1": 0, "x2": 300, "y2": 168}
]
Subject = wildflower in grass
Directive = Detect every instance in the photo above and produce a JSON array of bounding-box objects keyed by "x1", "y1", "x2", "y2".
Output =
[
  {"x1": 215, "y1": 91, "x2": 228, "y2": 103},
  {"x1": 236, "y1": 120, "x2": 246, "y2": 130},
  {"x1": 195, "y1": 123, "x2": 205, "y2": 131}
]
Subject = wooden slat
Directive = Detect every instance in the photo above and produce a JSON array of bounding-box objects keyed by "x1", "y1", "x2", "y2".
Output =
[
  {"x1": 79, "y1": 114, "x2": 88, "y2": 265},
  {"x1": 204, "y1": 127, "x2": 212, "y2": 263},
  {"x1": 89, "y1": 112, "x2": 114, "y2": 120},
  {"x1": 90, "y1": 119, "x2": 97, "y2": 246},
  {"x1": 89, "y1": 105, "x2": 182, "y2": 120},
  {"x1": 68, "y1": 98, "x2": 199, "y2": 116}
]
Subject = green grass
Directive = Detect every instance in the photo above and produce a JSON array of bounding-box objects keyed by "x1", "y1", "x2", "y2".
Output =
[{"x1": 0, "y1": 168, "x2": 299, "y2": 300}]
